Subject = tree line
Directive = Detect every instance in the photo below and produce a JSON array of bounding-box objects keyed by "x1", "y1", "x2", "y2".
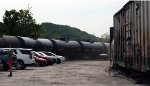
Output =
[
  {"x1": 0, "y1": 9, "x2": 41, "y2": 38},
  {"x1": 0, "y1": 9, "x2": 109, "y2": 42}
]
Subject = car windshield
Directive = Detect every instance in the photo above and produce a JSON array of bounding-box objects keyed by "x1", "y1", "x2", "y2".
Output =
[
  {"x1": 0, "y1": 51, "x2": 9, "y2": 61},
  {"x1": 0, "y1": 51, "x2": 8, "y2": 56},
  {"x1": 34, "y1": 52, "x2": 42, "y2": 56},
  {"x1": 43, "y1": 52, "x2": 55, "y2": 56},
  {"x1": 20, "y1": 50, "x2": 31, "y2": 55},
  {"x1": 38, "y1": 52, "x2": 47, "y2": 56}
]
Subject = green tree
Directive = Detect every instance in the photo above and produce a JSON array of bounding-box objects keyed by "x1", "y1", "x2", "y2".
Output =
[
  {"x1": 0, "y1": 22, "x2": 4, "y2": 34},
  {"x1": 3, "y1": 9, "x2": 42, "y2": 37},
  {"x1": 100, "y1": 33, "x2": 110, "y2": 42}
]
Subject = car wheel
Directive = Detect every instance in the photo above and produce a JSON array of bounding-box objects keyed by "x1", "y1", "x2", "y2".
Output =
[
  {"x1": 15, "y1": 60, "x2": 27, "y2": 70},
  {"x1": 48, "y1": 60, "x2": 54, "y2": 65},
  {"x1": 35, "y1": 61, "x2": 40, "y2": 67},
  {"x1": 56, "y1": 58, "x2": 61, "y2": 64},
  {"x1": 1, "y1": 62, "x2": 9, "y2": 71}
]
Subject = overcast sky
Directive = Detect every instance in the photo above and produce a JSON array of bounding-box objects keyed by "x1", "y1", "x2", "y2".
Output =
[{"x1": 0, "y1": 0, "x2": 128, "y2": 37}]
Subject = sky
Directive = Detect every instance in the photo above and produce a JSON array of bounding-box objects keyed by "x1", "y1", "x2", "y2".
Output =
[{"x1": 0, "y1": 0, "x2": 129, "y2": 38}]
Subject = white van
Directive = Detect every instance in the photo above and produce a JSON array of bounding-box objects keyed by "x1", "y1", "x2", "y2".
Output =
[{"x1": 2, "y1": 48, "x2": 35, "y2": 70}]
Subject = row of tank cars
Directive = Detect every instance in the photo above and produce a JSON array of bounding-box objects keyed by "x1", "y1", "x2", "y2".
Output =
[
  {"x1": 0, "y1": 35, "x2": 109, "y2": 59},
  {"x1": 0, "y1": 35, "x2": 109, "y2": 71},
  {"x1": 0, "y1": 48, "x2": 65, "y2": 71}
]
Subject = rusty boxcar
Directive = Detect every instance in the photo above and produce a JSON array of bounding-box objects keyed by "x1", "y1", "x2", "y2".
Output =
[{"x1": 112, "y1": 1, "x2": 150, "y2": 72}]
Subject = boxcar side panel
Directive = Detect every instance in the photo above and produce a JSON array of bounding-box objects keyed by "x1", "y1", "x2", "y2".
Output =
[{"x1": 113, "y1": 1, "x2": 150, "y2": 72}]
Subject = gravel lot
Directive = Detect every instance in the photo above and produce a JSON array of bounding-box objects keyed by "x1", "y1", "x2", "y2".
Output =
[{"x1": 0, "y1": 60, "x2": 146, "y2": 86}]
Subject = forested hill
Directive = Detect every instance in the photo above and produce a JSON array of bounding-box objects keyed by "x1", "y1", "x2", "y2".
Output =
[{"x1": 41, "y1": 22, "x2": 101, "y2": 42}]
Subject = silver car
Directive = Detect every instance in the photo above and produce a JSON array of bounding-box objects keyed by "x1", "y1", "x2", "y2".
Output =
[{"x1": 39, "y1": 52, "x2": 65, "y2": 64}]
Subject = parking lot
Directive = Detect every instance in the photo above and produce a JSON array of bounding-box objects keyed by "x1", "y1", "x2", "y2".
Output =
[{"x1": 0, "y1": 60, "x2": 140, "y2": 86}]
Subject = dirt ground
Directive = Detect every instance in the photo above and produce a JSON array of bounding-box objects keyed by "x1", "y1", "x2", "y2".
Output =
[{"x1": 0, "y1": 60, "x2": 145, "y2": 86}]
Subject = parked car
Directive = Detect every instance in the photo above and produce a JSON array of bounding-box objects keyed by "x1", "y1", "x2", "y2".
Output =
[
  {"x1": 0, "y1": 60, "x2": 2, "y2": 71},
  {"x1": 40, "y1": 51, "x2": 65, "y2": 64},
  {"x1": 0, "y1": 49, "x2": 17, "y2": 71},
  {"x1": 32, "y1": 51, "x2": 53, "y2": 66},
  {"x1": 32, "y1": 54, "x2": 47, "y2": 66},
  {"x1": 38, "y1": 52, "x2": 57, "y2": 64},
  {"x1": 2, "y1": 48, "x2": 35, "y2": 70}
]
